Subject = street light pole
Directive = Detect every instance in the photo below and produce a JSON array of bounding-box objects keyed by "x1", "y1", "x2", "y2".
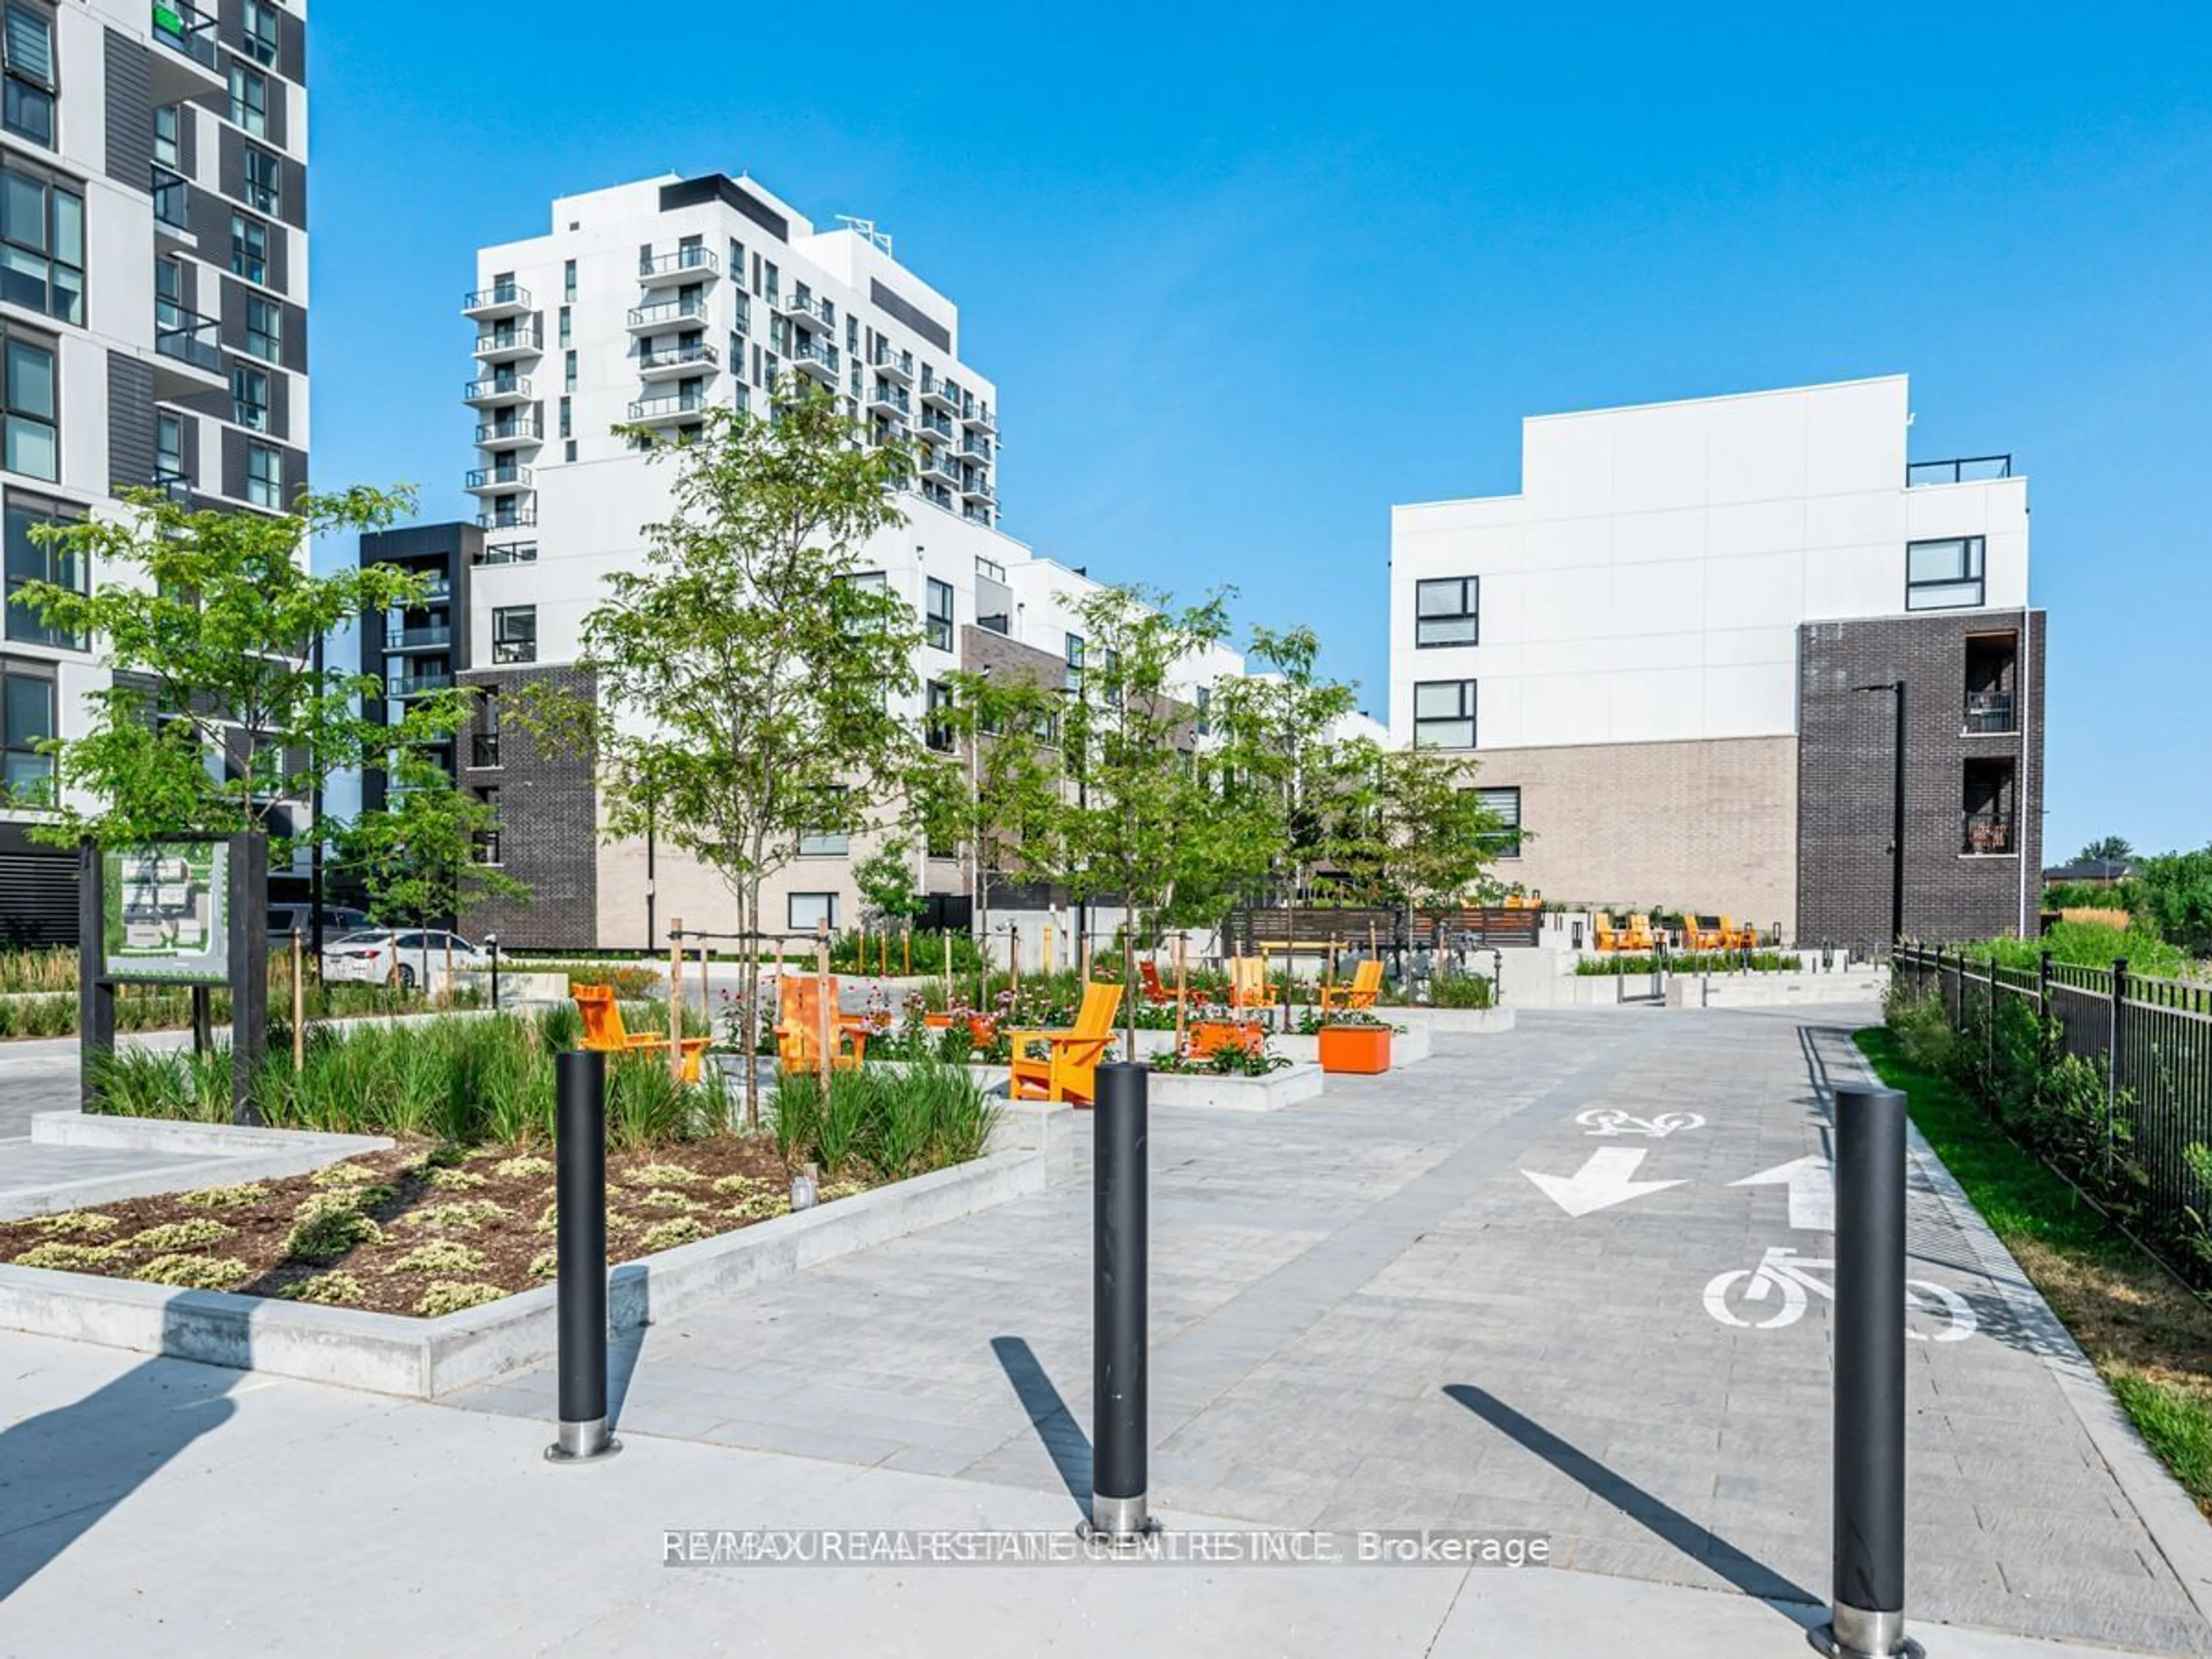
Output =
[{"x1": 1854, "y1": 680, "x2": 1907, "y2": 951}]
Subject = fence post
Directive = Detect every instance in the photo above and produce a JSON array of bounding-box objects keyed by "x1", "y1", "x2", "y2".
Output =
[
  {"x1": 1985, "y1": 954, "x2": 1997, "y2": 1088},
  {"x1": 2107, "y1": 957, "x2": 2127, "y2": 1182}
]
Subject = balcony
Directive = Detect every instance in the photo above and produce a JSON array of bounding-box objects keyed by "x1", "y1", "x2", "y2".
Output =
[
  {"x1": 920, "y1": 378, "x2": 960, "y2": 412},
  {"x1": 1908, "y1": 454, "x2": 2013, "y2": 487},
  {"x1": 476, "y1": 415, "x2": 544, "y2": 451},
  {"x1": 152, "y1": 306, "x2": 224, "y2": 396},
  {"x1": 626, "y1": 296, "x2": 710, "y2": 334},
  {"x1": 782, "y1": 291, "x2": 833, "y2": 331},
  {"x1": 627, "y1": 391, "x2": 705, "y2": 426},
  {"x1": 637, "y1": 245, "x2": 718, "y2": 286},
  {"x1": 465, "y1": 465, "x2": 533, "y2": 495},
  {"x1": 916, "y1": 410, "x2": 955, "y2": 441},
  {"x1": 960, "y1": 476, "x2": 994, "y2": 505},
  {"x1": 960, "y1": 436, "x2": 993, "y2": 465},
  {"x1": 1965, "y1": 690, "x2": 2016, "y2": 734},
  {"x1": 386, "y1": 624, "x2": 452, "y2": 653},
  {"x1": 149, "y1": 1, "x2": 225, "y2": 101},
  {"x1": 463, "y1": 281, "x2": 533, "y2": 321},
  {"x1": 962, "y1": 503, "x2": 992, "y2": 526},
  {"x1": 150, "y1": 469, "x2": 194, "y2": 506},
  {"x1": 921, "y1": 447, "x2": 961, "y2": 484},
  {"x1": 386, "y1": 671, "x2": 454, "y2": 700},
  {"x1": 873, "y1": 347, "x2": 914, "y2": 383},
  {"x1": 470, "y1": 733, "x2": 501, "y2": 768},
  {"x1": 474, "y1": 541, "x2": 537, "y2": 566},
  {"x1": 463, "y1": 376, "x2": 533, "y2": 407},
  {"x1": 475, "y1": 506, "x2": 537, "y2": 531},
  {"x1": 867, "y1": 382, "x2": 910, "y2": 417},
  {"x1": 473, "y1": 325, "x2": 543, "y2": 364},
  {"x1": 638, "y1": 342, "x2": 720, "y2": 381},
  {"x1": 791, "y1": 340, "x2": 839, "y2": 382},
  {"x1": 150, "y1": 166, "x2": 195, "y2": 251},
  {"x1": 419, "y1": 575, "x2": 453, "y2": 603},
  {"x1": 963, "y1": 402, "x2": 995, "y2": 434},
  {"x1": 1963, "y1": 811, "x2": 2016, "y2": 856}
]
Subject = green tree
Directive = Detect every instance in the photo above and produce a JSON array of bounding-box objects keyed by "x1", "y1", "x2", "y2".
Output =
[
  {"x1": 1058, "y1": 585, "x2": 1233, "y2": 1055},
  {"x1": 2132, "y1": 846, "x2": 2212, "y2": 959},
  {"x1": 916, "y1": 668, "x2": 1068, "y2": 964},
  {"x1": 1329, "y1": 740, "x2": 1512, "y2": 944},
  {"x1": 851, "y1": 838, "x2": 925, "y2": 929},
  {"x1": 2077, "y1": 835, "x2": 2135, "y2": 864},
  {"x1": 15, "y1": 486, "x2": 426, "y2": 849},
  {"x1": 514, "y1": 387, "x2": 918, "y2": 1124}
]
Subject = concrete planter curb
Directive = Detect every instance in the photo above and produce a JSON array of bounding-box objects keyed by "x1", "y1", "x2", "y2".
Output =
[
  {"x1": 0, "y1": 1107, "x2": 1073, "y2": 1398},
  {"x1": 1145, "y1": 1063, "x2": 1324, "y2": 1113},
  {"x1": 0, "y1": 1113, "x2": 395, "y2": 1222},
  {"x1": 1387, "y1": 1007, "x2": 1516, "y2": 1035},
  {"x1": 1667, "y1": 969, "x2": 1886, "y2": 1008},
  {"x1": 1271, "y1": 1022, "x2": 1433, "y2": 1069}
]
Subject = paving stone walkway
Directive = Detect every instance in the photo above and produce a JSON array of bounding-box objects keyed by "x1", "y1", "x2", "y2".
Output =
[{"x1": 446, "y1": 1005, "x2": 2211, "y2": 1653}]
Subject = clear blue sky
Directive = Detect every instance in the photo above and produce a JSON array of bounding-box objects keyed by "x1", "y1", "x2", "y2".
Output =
[{"x1": 308, "y1": 3, "x2": 2212, "y2": 860}]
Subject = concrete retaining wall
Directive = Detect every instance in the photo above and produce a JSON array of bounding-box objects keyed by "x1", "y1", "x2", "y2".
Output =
[
  {"x1": 1, "y1": 1114, "x2": 395, "y2": 1222},
  {"x1": 1146, "y1": 1064, "x2": 1324, "y2": 1113}
]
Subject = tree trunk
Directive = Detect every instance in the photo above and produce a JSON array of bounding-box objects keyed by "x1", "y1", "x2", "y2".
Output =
[{"x1": 741, "y1": 878, "x2": 763, "y2": 1128}]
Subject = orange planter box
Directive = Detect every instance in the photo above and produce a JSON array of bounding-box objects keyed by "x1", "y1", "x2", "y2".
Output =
[
  {"x1": 1317, "y1": 1024, "x2": 1391, "y2": 1074},
  {"x1": 1187, "y1": 1020, "x2": 1264, "y2": 1060}
]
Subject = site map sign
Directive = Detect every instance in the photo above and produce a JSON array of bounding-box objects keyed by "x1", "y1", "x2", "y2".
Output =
[{"x1": 102, "y1": 843, "x2": 230, "y2": 983}]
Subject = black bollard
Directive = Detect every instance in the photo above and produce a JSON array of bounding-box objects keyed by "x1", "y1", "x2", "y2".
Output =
[
  {"x1": 547, "y1": 1048, "x2": 620, "y2": 1464},
  {"x1": 1818, "y1": 1084, "x2": 1916, "y2": 1658},
  {"x1": 1091, "y1": 1061, "x2": 1149, "y2": 1539}
]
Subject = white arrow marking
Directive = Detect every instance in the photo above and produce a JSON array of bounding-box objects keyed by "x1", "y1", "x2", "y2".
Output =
[
  {"x1": 1731, "y1": 1156, "x2": 1835, "y2": 1232},
  {"x1": 1522, "y1": 1147, "x2": 1685, "y2": 1218}
]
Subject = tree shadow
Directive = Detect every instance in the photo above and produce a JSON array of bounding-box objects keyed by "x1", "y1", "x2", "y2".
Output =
[
  {"x1": 991, "y1": 1335, "x2": 1090, "y2": 1515},
  {"x1": 0, "y1": 1302, "x2": 243, "y2": 1601},
  {"x1": 1442, "y1": 1384, "x2": 1820, "y2": 1614}
]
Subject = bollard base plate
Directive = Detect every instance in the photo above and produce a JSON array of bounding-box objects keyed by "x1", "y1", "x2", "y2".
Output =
[
  {"x1": 1809, "y1": 1622, "x2": 1922, "y2": 1659},
  {"x1": 544, "y1": 1417, "x2": 622, "y2": 1465},
  {"x1": 1077, "y1": 1516, "x2": 1161, "y2": 1554}
]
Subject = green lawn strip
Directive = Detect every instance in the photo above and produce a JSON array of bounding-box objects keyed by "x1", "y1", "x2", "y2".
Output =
[{"x1": 1856, "y1": 1027, "x2": 2212, "y2": 1513}]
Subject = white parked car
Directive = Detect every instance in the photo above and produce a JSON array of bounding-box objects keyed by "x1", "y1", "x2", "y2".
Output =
[{"x1": 321, "y1": 929, "x2": 490, "y2": 993}]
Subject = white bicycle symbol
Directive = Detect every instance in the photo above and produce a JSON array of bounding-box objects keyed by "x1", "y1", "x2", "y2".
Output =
[
  {"x1": 1703, "y1": 1247, "x2": 1976, "y2": 1342},
  {"x1": 1575, "y1": 1109, "x2": 1706, "y2": 1138}
]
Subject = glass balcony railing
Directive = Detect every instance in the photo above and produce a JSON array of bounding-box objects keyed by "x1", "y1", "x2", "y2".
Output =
[
  {"x1": 388, "y1": 624, "x2": 452, "y2": 650},
  {"x1": 466, "y1": 466, "x2": 533, "y2": 491},
  {"x1": 628, "y1": 392, "x2": 705, "y2": 421},
  {"x1": 151, "y1": 1, "x2": 221, "y2": 71},
  {"x1": 151, "y1": 166, "x2": 191, "y2": 232},
  {"x1": 639, "y1": 342, "x2": 719, "y2": 372},
  {"x1": 463, "y1": 280, "x2": 531, "y2": 311},
  {"x1": 154, "y1": 306, "x2": 221, "y2": 374},
  {"x1": 639, "y1": 246, "x2": 717, "y2": 278},
  {"x1": 386, "y1": 671, "x2": 454, "y2": 699},
  {"x1": 628, "y1": 298, "x2": 709, "y2": 329},
  {"x1": 475, "y1": 416, "x2": 544, "y2": 444},
  {"x1": 1908, "y1": 454, "x2": 2013, "y2": 487}
]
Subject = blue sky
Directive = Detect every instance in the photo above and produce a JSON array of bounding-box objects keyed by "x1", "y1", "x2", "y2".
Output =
[{"x1": 308, "y1": 3, "x2": 2212, "y2": 859}]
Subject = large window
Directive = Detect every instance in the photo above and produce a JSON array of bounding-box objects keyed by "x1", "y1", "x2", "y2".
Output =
[
  {"x1": 246, "y1": 294, "x2": 281, "y2": 363},
  {"x1": 1415, "y1": 576, "x2": 1479, "y2": 647},
  {"x1": 155, "y1": 411, "x2": 184, "y2": 484},
  {"x1": 228, "y1": 63, "x2": 267, "y2": 137},
  {"x1": 472, "y1": 788, "x2": 501, "y2": 865},
  {"x1": 3, "y1": 334, "x2": 56, "y2": 480},
  {"x1": 1064, "y1": 632, "x2": 1084, "y2": 691},
  {"x1": 1412, "y1": 680, "x2": 1476, "y2": 749},
  {"x1": 1475, "y1": 786, "x2": 1522, "y2": 858},
  {"x1": 231, "y1": 212, "x2": 268, "y2": 285},
  {"x1": 153, "y1": 104, "x2": 180, "y2": 169},
  {"x1": 787, "y1": 891, "x2": 840, "y2": 933},
  {"x1": 245, "y1": 442, "x2": 282, "y2": 510},
  {"x1": 924, "y1": 577, "x2": 954, "y2": 651},
  {"x1": 2, "y1": 665, "x2": 52, "y2": 801},
  {"x1": 5, "y1": 498, "x2": 77, "y2": 647},
  {"x1": 799, "y1": 787, "x2": 850, "y2": 856},
  {"x1": 243, "y1": 144, "x2": 281, "y2": 216},
  {"x1": 1906, "y1": 537, "x2": 1986, "y2": 611},
  {"x1": 925, "y1": 679, "x2": 954, "y2": 752},
  {"x1": 241, "y1": 0, "x2": 279, "y2": 65},
  {"x1": 492, "y1": 605, "x2": 536, "y2": 665},
  {"x1": 0, "y1": 161, "x2": 81, "y2": 324},
  {"x1": 2, "y1": 3, "x2": 53, "y2": 149},
  {"x1": 231, "y1": 364, "x2": 268, "y2": 432}
]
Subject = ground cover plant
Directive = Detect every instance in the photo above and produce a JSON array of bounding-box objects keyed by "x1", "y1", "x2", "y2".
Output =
[{"x1": 1572, "y1": 950, "x2": 1801, "y2": 976}]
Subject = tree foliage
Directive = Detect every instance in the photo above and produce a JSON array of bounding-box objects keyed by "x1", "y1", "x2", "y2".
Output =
[
  {"x1": 1205, "y1": 624, "x2": 1361, "y2": 911},
  {"x1": 340, "y1": 692, "x2": 529, "y2": 929},
  {"x1": 2075, "y1": 835, "x2": 2135, "y2": 864},
  {"x1": 1328, "y1": 740, "x2": 1513, "y2": 912},
  {"x1": 915, "y1": 668, "x2": 1067, "y2": 952}
]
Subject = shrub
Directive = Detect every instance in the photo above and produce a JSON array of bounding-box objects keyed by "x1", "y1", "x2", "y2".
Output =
[
  {"x1": 728, "y1": 1190, "x2": 791, "y2": 1221},
  {"x1": 771, "y1": 1061, "x2": 994, "y2": 1180},
  {"x1": 627, "y1": 1162, "x2": 701, "y2": 1186},
  {"x1": 15, "y1": 1241, "x2": 123, "y2": 1271},
  {"x1": 284, "y1": 1192, "x2": 385, "y2": 1262},
  {"x1": 402, "y1": 1200, "x2": 507, "y2": 1234},
  {"x1": 180, "y1": 1183, "x2": 268, "y2": 1209},
  {"x1": 131, "y1": 1253, "x2": 251, "y2": 1290},
  {"x1": 278, "y1": 1272, "x2": 365, "y2": 1306},
  {"x1": 415, "y1": 1281, "x2": 506, "y2": 1317},
  {"x1": 426, "y1": 1167, "x2": 488, "y2": 1191},
  {"x1": 494, "y1": 1154, "x2": 554, "y2": 1180},
  {"x1": 637, "y1": 1188, "x2": 702, "y2": 1211},
  {"x1": 528, "y1": 1249, "x2": 558, "y2": 1279},
  {"x1": 33, "y1": 1210, "x2": 118, "y2": 1236},
  {"x1": 1430, "y1": 973, "x2": 1495, "y2": 1009},
  {"x1": 310, "y1": 1162, "x2": 380, "y2": 1187},
  {"x1": 386, "y1": 1241, "x2": 488, "y2": 1275},
  {"x1": 637, "y1": 1216, "x2": 713, "y2": 1252},
  {"x1": 126, "y1": 1219, "x2": 232, "y2": 1252}
]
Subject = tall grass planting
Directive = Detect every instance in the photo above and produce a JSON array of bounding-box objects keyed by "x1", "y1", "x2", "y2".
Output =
[{"x1": 771, "y1": 1061, "x2": 997, "y2": 1180}]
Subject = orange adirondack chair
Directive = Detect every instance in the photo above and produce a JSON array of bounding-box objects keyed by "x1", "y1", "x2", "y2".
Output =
[
  {"x1": 1719, "y1": 915, "x2": 1757, "y2": 950},
  {"x1": 1136, "y1": 960, "x2": 1178, "y2": 1006},
  {"x1": 1623, "y1": 914, "x2": 1657, "y2": 952},
  {"x1": 1319, "y1": 959, "x2": 1385, "y2": 1011},
  {"x1": 573, "y1": 984, "x2": 712, "y2": 1084},
  {"x1": 776, "y1": 976, "x2": 869, "y2": 1072},
  {"x1": 1592, "y1": 912, "x2": 1620, "y2": 952},
  {"x1": 1227, "y1": 956, "x2": 1279, "y2": 1010},
  {"x1": 1007, "y1": 981, "x2": 1122, "y2": 1105},
  {"x1": 1681, "y1": 915, "x2": 1721, "y2": 952}
]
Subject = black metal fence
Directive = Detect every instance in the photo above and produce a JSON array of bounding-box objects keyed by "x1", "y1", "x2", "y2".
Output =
[
  {"x1": 1229, "y1": 906, "x2": 1543, "y2": 954},
  {"x1": 1895, "y1": 943, "x2": 2212, "y2": 1281}
]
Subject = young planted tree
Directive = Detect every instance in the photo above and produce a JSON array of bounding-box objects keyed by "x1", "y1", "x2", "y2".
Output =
[
  {"x1": 1058, "y1": 585, "x2": 1233, "y2": 1056},
  {"x1": 851, "y1": 838, "x2": 926, "y2": 931},
  {"x1": 1330, "y1": 740, "x2": 1513, "y2": 959},
  {"x1": 14, "y1": 486, "x2": 427, "y2": 847},
  {"x1": 516, "y1": 385, "x2": 919, "y2": 1125}
]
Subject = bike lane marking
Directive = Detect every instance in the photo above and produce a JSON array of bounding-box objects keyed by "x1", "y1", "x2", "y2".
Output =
[
  {"x1": 1520, "y1": 1147, "x2": 1685, "y2": 1218},
  {"x1": 1729, "y1": 1154, "x2": 1835, "y2": 1232}
]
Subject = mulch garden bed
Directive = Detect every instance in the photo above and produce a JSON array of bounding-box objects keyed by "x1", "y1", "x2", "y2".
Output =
[{"x1": 0, "y1": 1138, "x2": 870, "y2": 1319}]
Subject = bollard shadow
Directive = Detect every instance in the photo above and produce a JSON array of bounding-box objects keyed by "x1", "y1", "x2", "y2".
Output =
[
  {"x1": 606, "y1": 1263, "x2": 653, "y2": 1430},
  {"x1": 0, "y1": 1303, "x2": 243, "y2": 1601},
  {"x1": 1442, "y1": 1384, "x2": 1820, "y2": 1613},
  {"x1": 990, "y1": 1336, "x2": 1090, "y2": 1516}
]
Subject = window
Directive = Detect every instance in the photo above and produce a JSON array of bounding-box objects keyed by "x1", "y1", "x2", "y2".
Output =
[
  {"x1": 242, "y1": 0, "x2": 279, "y2": 65},
  {"x1": 228, "y1": 63, "x2": 267, "y2": 137},
  {"x1": 5, "y1": 498, "x2": 77, "y2": 647},
  {"x1": 924, "y1": 577, "x2": 954, "y2": 650},
  {"x1": 153, "y1": 105, "x2": 180, "y2": 169},
  {"x1": 155, "y1": 411, "x2": 184, "y2": 482},
  {"x1": 2, "y1": 666, "x2": 52, "y2": 801},
  {"x1": 558, "y1": 396, "x2": 571, "y2": 440},
  {"x1": 472, "y1": 788, "x2": 501, "y2": 865},
  {"x1": 1475, "y1": 786, "x2": 1522, "y2": 858},
  {"x1": 492, "y1": 605, "x2": 536, "y2": 665},
  {"x1": 243, "y1": 144, "x2": 281, "y2": 215},
  {"x1": 1906, "y1": 537, "x2": 1986, "y2": 611},
  {"x1": 564, "y1": 350, "x2": 577, "y2": 393},
  {"x1": 787, "y1": 891, "x2": 840, "y2": 933},
  {"x1": 2, "y1": 3, "x2": 53, "y2": 149},
  {"x1": 763, "y1": 260, "x2": 779, "y2": 304},
  {"x1": 3, "y1": 335, "x2": 55, "y2": 480},
  {"x1": 562, "y1": 259, "x2": 576, "y2": 303},
  {"x1": 1195, "y1": 684, "x2": 1211, "y2": 736},
  {"x1": 800, "y1": 788, "x2": 849, "y2": 856},
  {"x1": 925, "y1": 679, "x2": 955, "y2": 752},
  {"x1": 1413, "y1": 680, "x2": 1476, "y2": 748},
  {"x1": 245, "y1": 294, "x2": 281, "y2": 362},
  {"x1": 231, "y1": 364, "x2": 268, "y2": 431},
  {"x1": 1064, "y1": 633, "x2": 1084, "y2": 691},
  {"x1": 471, "y1": 688, "x2": 502, "y2": 767},
  {"x1": 565, "y1": 440, "x2": 576, "y2": 463},
  {"x1": 245, "y1": 442, "x2": 281, "y2": 509},
  {"x1": 230, "y1": 212, "x2": 267, "y2": 284},
  {"x1": 0, "y1": 161, "x2": 82, "y2": 324},
  {"x1": 556, "y1": 305, "x2": 571, "y2": 348},
  {"x1": 1415, "y1": 576, "x2": 1479, "y2": 647}
]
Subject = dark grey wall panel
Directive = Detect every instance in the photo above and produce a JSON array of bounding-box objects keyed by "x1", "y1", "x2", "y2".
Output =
[
  {"x1": 266, "y1": 367, "x2": 288, "y2": 441},
  {"x1": 217, "y1": 124, "x2": 244, "y2": 200},
  {"x1": 266, "y1": 220, "x2": 286, "y2": 292},
  {"x1": 281, "y1": 441, "x2": 306, "y2": 505},
  {"x1": 103, "y1": 30, "x2": 155, "y2": 190},
  {"x1": 218, "y1": 272, "x2": 247, "y2": 350},
  {"x1": 454, "y1": 664, "x2": 601, "y2": 949},
  {"x1": 219, "y1": 425, "x2": 247, "y2": 499},
  {"x1": 869, "y1": 279, "x2": 952, "y2": 353},
  {"x1": 105, "y1": 351, "x2": 156, "y2": 490},
  {"x1": 279, "y1": 155, "x2": 305, "y2": 230},
  {"x1": 278, "y1": 6, "x2": 304, "y2": 84}
]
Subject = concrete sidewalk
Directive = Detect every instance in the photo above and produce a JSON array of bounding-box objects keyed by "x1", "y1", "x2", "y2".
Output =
[{"x1": 0, "y1": 1329, "x2": 2171, "y2": 1658}]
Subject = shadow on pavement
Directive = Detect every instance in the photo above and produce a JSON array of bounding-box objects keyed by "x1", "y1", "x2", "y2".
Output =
[
  {"x1": 991, "y1": 1335, "x2": 1090, "y2": 1515},
  {"x1": 607, "y1": 1264, "x2": 652, "y2": 1428},
  {"x1": 0, "y1": 1305, "x2": 241, "y2": 1601},
  {"x1": 1443, "y1": 1383, "x2": 1820, "y2": 1613}
]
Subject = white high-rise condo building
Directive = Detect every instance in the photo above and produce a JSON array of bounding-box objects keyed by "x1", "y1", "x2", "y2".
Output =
[
  {"x1": 0, "y1": 0, "x2": 310, "y2": 944},
  {"x1": 402, "y1": 171, "x2": 1238, "y2": 951},
  {"x1": 1389, "y1": 376, "x2": 2044, "y2": 949}
]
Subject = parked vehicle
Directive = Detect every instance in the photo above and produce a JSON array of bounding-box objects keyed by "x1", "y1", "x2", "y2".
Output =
[
  {"x1": 320, "y1": 929, "x2": 488, "y2": 992},
  {"x1": 267, "y1": 903, "x2": 370, "y2": 941}
]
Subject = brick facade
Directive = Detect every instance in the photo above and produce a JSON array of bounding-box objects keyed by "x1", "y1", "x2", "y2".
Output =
[
  {"x1": 457, "y1": 664, "x2": 600, "y2": 950},
  {"x1": 1796, "y1": 610, "x2": 2046, "y2": 950}
]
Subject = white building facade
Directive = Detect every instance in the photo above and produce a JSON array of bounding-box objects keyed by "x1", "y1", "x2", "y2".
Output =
[
  {"x1": 1, "y1": 0, "x2": 310, "y2": 943},
  {"x1": 1389, "y1": 376, "x2": 2044, "y2": 948}
]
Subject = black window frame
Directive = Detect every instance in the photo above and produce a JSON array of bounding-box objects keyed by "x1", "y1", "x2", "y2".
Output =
[
  {"x1": 472, "y1": 786, "x2": 501, "y2": 866},
  {"x1": 925, "y1": 678, "x2": 955, "y2": 753},
  {"x1": 1, "y1": 659, "x2": 53, "y2": 803},
  {"x1": 230, "y1": 210, "x2": 268, "y2": 285},
  {"x1": 1412, "y1": 679, "x2": 1477, "y2": 749},
  {"x1": 241, "y1": 0, "x2": 280, "y2": 66},
  {"x1": 1415, "y1": 575, "x2": 1480, "y2": 648},
  {"x1": 0, "y1": 156, "x2": 82, "y2": 325},
  {"x1": 1, "y1": 2, "x2": 54, "y2": 151},
  {"x1": 4, "y1": 494, "x2": 79, "y2": 649},
  {"x1": 245, "y1": 292, "x2": 281, "y2": 363},
  {"x1": 2, "y1": 328, "x2": 56, "y2": 482},
  {"x1": 491, "y1": 604, "x2": 536, "y2": 665},
  {"x1": 227, "y1": 61, "x2": 267, "y2": 137},
  {"x1": 242, "y1": 142, "x2": 281, "y2": 215},
  {"x1": 1475, "y1": 785, "x2": 1521, "y2": 859},
  {"x1": 230, "y1": 362, "x2": 269, "y2": 432},
  {"x1": 1905, "y1": 536, "x2": 1987, "y2": 612},
  {"x1": 923, "y1": 577, "x2": 953, "y2": 652},
  {"x1": 244, "y1": 441, "x2": 282, "y2": 510}
]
